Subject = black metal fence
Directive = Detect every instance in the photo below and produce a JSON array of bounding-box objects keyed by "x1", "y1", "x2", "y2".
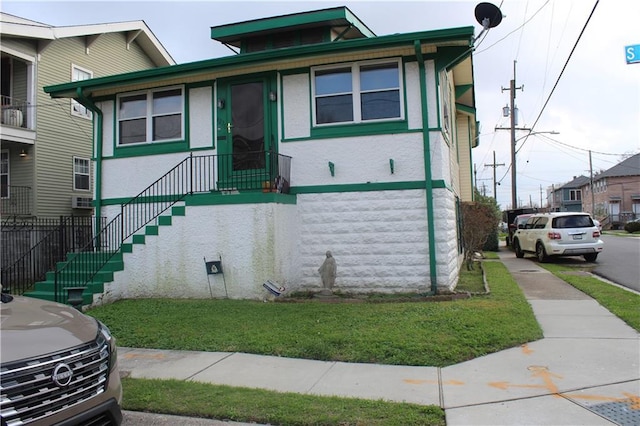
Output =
[
  {"x1": 1, "y1": 216, "x2": 103, "y2": 295},
  {"x1": 53, "y1": 151, "x2": 292, "y2": 302},
  {"x1": 1, "y1": 185, "x2": 32, "y2": 217}
]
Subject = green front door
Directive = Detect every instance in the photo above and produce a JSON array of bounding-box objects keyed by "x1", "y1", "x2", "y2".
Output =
[{"x1": 217, "y1": 76, "x2": 275, "y2": 190}]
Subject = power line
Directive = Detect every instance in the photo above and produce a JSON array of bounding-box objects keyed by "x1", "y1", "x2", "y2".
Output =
[
  {"x1": 522, "y1": 0, "x2": 600, "y2": 142},
  {"x1": 475, "y1": 0, "x2": 551, "y2": 55}
]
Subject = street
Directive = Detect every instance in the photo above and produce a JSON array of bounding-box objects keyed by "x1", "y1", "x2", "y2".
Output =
[{"x1": 593, "y1": 234, "x2": 640, "y2": 292}]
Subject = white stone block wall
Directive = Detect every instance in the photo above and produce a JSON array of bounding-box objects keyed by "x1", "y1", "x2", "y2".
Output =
[
  {"x1": 100, "y1": 202, "x2": 299, "y2": 303},
  {"x1": 295, "y1": 189, "x2": 431, "y2": 294},
  {"x1": 432, "y1": 188, "x2": 462, "y2": 291}
]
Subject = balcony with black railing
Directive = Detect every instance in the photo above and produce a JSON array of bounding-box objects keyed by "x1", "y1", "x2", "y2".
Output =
[{"x1": 1, "y1": 95, "x2": 29, "y2": 129}]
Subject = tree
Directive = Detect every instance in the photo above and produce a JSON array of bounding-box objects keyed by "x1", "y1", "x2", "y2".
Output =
[{"x1": 460, "y1": 199, "x2": 500, "y2": 270}]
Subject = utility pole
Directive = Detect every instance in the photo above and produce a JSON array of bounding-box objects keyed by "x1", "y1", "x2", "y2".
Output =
[
  {"x1": 484, "y1": 151, "x2": 505, "y2": 201},
  {"x1": 540, "y1": 185, "x2": 543, "y2": 210},
  {"x1": 500, "y1": 61, "x2": 524, "y2": 209},
  {"x1": 589, "y1": 150, "x2": 595, "y2": 215}
]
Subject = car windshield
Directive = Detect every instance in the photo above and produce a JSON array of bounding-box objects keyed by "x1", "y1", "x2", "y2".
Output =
[{"x1": 552, "y1": 215, "x2": 593, "y2": 229}]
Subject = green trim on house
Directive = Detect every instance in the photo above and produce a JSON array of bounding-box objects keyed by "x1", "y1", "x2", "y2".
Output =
[
  {"x1": 455, "y1": 84, "x2": 472, "y2": 99},
  {"x1": 211, "y1": 7, "x2": 375, "y2": 47},
  {"x1": 74, "y1": 88, "x2": 104, "y2": 233},
  {"x1": 455, "y1": 103, "x2": 475, "y2": 116},
  {"x1": 112, "y1": 141, "x2": 189, "y2": 158},
  {"x1": 98, "y1": 180, "x2": 448, "y2": 207},
  {"x1": 309, "y1": 120, "x2": 409, "y2": 140},
  {"x1": 436, "y1": 46, "x2": 471, "y2": 71},
  {"x1": 283, "y1": 126, "x2": 422, "y2": 143},
  {"x1": 109, "y1": 85, "x2": 190, "y2": 157},
  {"x1": 43, "y1": 26, "x2": 474, "y2": 99},
  {"x1": 291, "y1": 181, "x2": 427, "y2": 194},
  {"x1": 100, "y1": 191, "x2": 297, "y2": 207},
  {"x1": 186, "y1": 192, "x2": 297, "y2": 206},
  {"x1": 415, "y1": 40, "x2": 438, "y2": 294},
  {"x1": 432, "y1": 180, "x2": 448, "y2": 190},
  {"x1": 210, "y1": 7, "x2": 376, "y2": 46}
]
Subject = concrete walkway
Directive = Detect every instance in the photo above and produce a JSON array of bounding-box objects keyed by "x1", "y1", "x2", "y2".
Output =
[{"x1": 118, "y1": 251, "x2": 639, "y2": 425}]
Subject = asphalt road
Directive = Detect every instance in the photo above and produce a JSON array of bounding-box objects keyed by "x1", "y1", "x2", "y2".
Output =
[{"x1": 592, "y1": 234, "x2": 640, "y2": 292}]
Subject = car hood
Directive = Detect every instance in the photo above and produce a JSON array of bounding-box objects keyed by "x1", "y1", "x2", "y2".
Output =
[{"x1": 0, "y1": 295, "x2": 98, "y2": 364}]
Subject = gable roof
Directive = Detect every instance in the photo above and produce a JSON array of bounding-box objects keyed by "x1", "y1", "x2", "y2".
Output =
[
  {"x1": 596, "y1": 153, "x2": 640, "y2": 179},
  {"x1": 560, "y1": 175, "x2": 590, "y2": 189},
  {"x1": 0, "y1": 12, "x2": 175, "y2": 67}
]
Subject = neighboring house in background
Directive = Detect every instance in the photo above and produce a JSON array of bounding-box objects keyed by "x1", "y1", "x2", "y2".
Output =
[
  {"x1": 580, "y1": 153, "x2": 640, "y2": 229},
  {"x1": 41, "y1": 6, "x2": 480, "y2": 304},
  {"x1": 549, "y1": 175, "x2": 589, "y2": 212},
  {"x1": 0, "y1": 12, "x2": 174, "y2": 219}
]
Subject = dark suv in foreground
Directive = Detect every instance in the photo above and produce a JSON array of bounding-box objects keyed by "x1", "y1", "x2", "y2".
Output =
[{"x1": 0, "y1": 293, "x2": 122, "y2": 425}]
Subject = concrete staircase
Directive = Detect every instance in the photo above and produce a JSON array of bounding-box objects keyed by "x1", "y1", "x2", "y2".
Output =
[{"x1": 25, "y1": 205, "x2": 186, "y2": 305}]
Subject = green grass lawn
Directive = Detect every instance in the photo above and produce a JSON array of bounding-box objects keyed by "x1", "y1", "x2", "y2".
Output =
[
  {"x1": 87, "y1": 252, "x2": 639, "y2": 425},
  {"x1": 122, "y1": 378, "x2": 445, "y2": 426},
  {"x1": 89, "y1": 261, "x2": 542, "y2": 367},
  {"x1": 540, "y1": 263, "x2": 640, "y2": 331}
]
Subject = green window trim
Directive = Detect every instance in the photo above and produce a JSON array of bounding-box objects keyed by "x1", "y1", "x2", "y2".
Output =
[
  {"x1": 108, "y1": 85, "x2": 192, "y2": 157},
  {"x1": 116, "y1": 85, "x2": 186, "y2": 147},
  {"x1": 311, "y1": 58, "x2": 404, "y2": 127},
  {"x1": 308, "y1": 120, "x2": 410, "y2": 140}
]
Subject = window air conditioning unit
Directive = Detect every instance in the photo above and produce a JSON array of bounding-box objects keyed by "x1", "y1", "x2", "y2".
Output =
[{"x1": 72, "y1": 196, "x2": 93, "y2": 209}]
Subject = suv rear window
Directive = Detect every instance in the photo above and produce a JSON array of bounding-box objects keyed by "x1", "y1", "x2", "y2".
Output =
[{"x1": 552, "y1": 215, "x2": 593, "y2": 229}]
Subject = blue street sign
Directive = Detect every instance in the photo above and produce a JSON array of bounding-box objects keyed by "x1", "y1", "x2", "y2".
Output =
[{"x1": 626, "y1": 44, "x2": 640, "y2": 64}]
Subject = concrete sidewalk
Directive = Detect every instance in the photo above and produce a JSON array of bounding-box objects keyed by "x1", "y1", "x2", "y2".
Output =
[{"x1": 118, "y1": 251, "x2": 639, "y2": 425}]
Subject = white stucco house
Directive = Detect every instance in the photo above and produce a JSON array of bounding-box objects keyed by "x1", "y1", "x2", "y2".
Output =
[{"x1": 37, "y1": 6, "x2": 480, "y2": 304}]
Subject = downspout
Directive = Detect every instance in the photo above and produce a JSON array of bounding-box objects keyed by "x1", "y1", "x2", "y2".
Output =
[
  {"x1": 414, "y1": 40, "x2": 438, "y2": 294},
  {"x1": 75, "y1": 87, "x2": 103, "y2": 236}
]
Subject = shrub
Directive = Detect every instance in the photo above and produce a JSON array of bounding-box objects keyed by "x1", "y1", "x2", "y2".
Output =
[
  {"x1": 483, "y1": 227, "x2": 500, "y2": 252},
  {"x1": 624, "y1": 220, "x2": 640, "y2": 233}
]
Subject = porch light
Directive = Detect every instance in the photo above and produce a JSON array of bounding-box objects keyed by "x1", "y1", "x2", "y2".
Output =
[{"x1": 20, "y1": 149, "x2": 27, "y2": 158}]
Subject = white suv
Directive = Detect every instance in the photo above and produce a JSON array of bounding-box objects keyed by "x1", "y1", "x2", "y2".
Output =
[{"x1": 512, "y1": 212, "x2": 604, "y2": 262}]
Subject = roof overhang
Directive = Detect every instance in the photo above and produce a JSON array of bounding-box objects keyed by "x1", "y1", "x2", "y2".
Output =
[
  {"x1": 1, "y1": 13, "x2": 174, "y2": 66},
  {"x1": 44, "y1": 25, "x2": 474, "y2": 100},
  {"x1": 210, "y1": 6, "x2": 376, "y2": 48}
]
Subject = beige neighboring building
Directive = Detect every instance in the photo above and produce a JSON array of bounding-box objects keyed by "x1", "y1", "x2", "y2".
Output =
[
  {"x1": 1, "y1": 12, "x2": 174, "y2": 219},
  {"x1": 580, "y1": 153, "x2": 640, "y2": 229}
]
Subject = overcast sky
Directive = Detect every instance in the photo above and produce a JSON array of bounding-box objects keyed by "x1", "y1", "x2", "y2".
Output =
[{"x1": 3, "y1": 0, "x2": 639, "y2": 209}]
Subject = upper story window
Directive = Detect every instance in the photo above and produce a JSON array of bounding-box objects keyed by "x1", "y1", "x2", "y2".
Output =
[
  {"x1": 117, "y1": 87, "x2": 183, "y2": 145},
  {"x1": 439, "y1": 70, "x2": 453, "y2": 139},
  {"x1": 312, "y1": 60, "x2": 402, "y2": 126},
  {"x1": 73, "y1": 157, "x2": 90, "y2": 191},
  {"x1": 569, "y1": 189, "x2": 582, "y2": 201},
  {"x1": 1, "y1": 151, "x2": 9, "y2": 198},
  {"x1": 71, "y1": 65, "x2": 93, "y2": 119}
]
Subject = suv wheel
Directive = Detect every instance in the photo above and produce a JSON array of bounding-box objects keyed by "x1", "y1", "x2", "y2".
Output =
[
  {"x1": 584, "y1": 253, "x2": 598, "y2": 262},
  {"x1": 513, "y1": 239, "x2": 524, "y2": 258},
  {"x1": 536, "y1": 243, "x2": 548, "y2": 263}
]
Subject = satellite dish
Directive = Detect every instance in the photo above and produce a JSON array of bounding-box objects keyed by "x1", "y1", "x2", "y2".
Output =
[{"x1": 474, "y1": 2, "x2": 503, "y2": 29}]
